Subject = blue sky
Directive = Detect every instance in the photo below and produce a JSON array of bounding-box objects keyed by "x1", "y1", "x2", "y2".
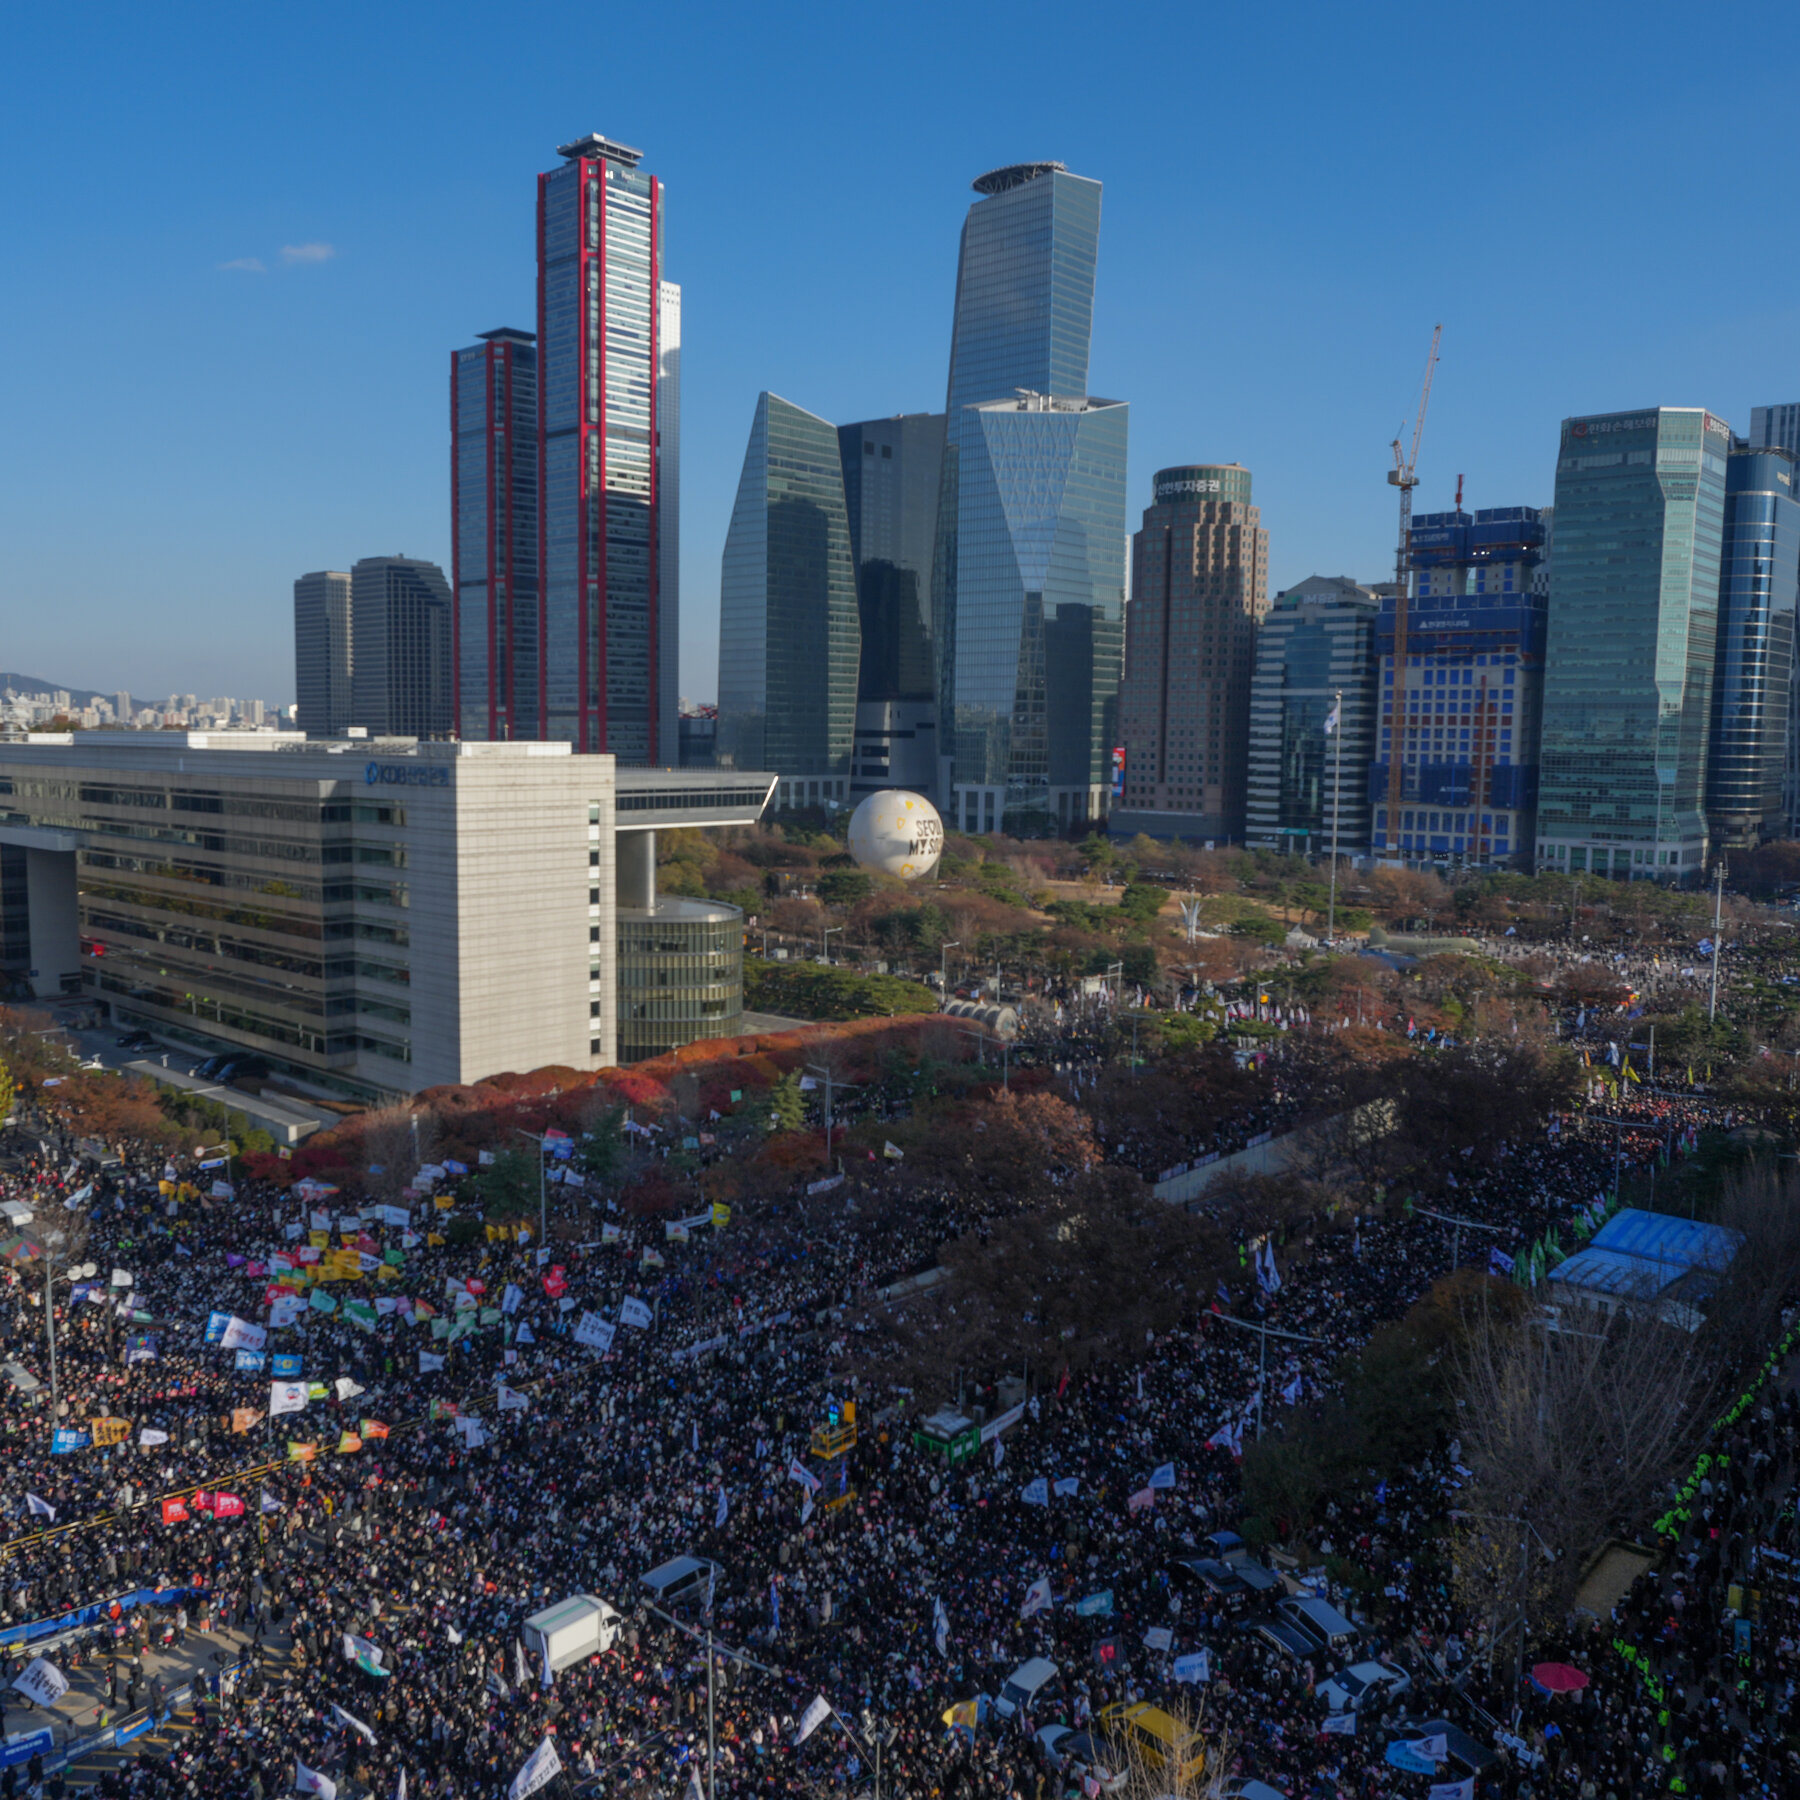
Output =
[{"x1": 5, "y1": 0, "x2": 1798, "y2": 706}]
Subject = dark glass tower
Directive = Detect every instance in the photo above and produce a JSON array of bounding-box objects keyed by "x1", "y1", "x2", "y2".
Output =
[
  {"x1": 839, "y1": 413, "x2": 944, "y2": 801},
  {"x1": 452, "y1": 328, "x2": 539, "y2": 741},
  {"x1": 349, "y1": 557, "x2": 453, "y2": 739},
  {"x1": 1706, "y1": 446, "x2": 1799, "y2": 848},
  {"x1": 931, "y1": 162, "x2": 1123, "y2": 834},
  {"x1": 538, "y1": 134, "x2": 670, "y2": 762},
  {"x1": 716, "y1": 394, "x2": 860, "y2": 804}
]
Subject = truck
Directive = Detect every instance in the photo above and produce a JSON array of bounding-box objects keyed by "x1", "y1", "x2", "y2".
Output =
[{"x1": 520, "y1": 1595, "x2": 622, "y2": 1673}]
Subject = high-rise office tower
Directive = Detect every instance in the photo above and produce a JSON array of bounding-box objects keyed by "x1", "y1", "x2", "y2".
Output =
[
  {"x1": 1745, "y1": 405, "x2": 1800, "y2": 834},
  {"x1": 293, "y1": 570, "x2": 354, "y2": 738},
  {"x1": 1113, "y1": 464, "x2": 1268, "y2": 843},
  {"x1": 1372, "y1": 506, "x2": 1549, "y2": 867},
  {"x1": 656, "y1": 280, "x2": 681, "y2": 768},
  {"x1": 1706, "y1": 445, "x2": 1799, "y2": 848},
  {"x1": 349, "y1": 556, "x2": 453, "y2": 738},
  {"x1": 537, "y1": 133, "x2": 673, "y2": 763},
  {"x1": 838, "y1": 413, "x2": 946, "y2": 802},
  {"x1": 1246, "y1": 577, "x2": 1382, "y2": 856},
  {"x1": 932, "y1": 162, "x2": 1123, "y2": 835},
  {"x1": 1537, "y1": 409, "x2": 1731, "y2": 879},
  {"x1": 452, "y1": 328, "x2": 539, "y2": 742},
  {"x1": 716, "y1": 394, "x2": 861, "y2": 809},
  {"x1": 113, "y1": 691, "x2": 131, "y2": 726}
]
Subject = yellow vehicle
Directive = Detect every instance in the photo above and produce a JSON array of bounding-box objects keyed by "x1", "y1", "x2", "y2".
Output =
[{"x1": 1098, "y1": 1702, "x2": 1205, "y2": 1786}]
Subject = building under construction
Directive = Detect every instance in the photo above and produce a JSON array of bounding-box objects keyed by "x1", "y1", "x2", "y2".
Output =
[{"x1": 1370, "y1": 506, "x2": 1550, "y2": 867}]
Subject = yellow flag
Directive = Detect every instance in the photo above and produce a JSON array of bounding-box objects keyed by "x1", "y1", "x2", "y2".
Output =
[
  {"x1": 89, "y1": 1416, "x2": 130, "y2": 1446},
  {"x1": 287, "y1": 1441, "x2": 318, "y2": 1463},
  {"x1": 941, "y1": 1701, "x2": 977, "y2": 1730},
  {"x1": 711, "y1": 1202, "x2": 731, "y2": 1228}
]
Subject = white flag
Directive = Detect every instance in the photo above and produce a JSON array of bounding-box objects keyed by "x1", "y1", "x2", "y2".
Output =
[
  {"x1": 260, "y1": 1488, "x2": 284, "y2": 1514},
  {"x1": 11, "y1": 1656, "x2": 70, "y2": 1706},
  {"x1": 1020, "y1": 1479, "x2": 1049, "y2": 1506},
  {"x1": 295, "y1": 1765, "x2": 338, "y2": 1799},
  {"x1": 138, "y1": 1429, "x2": 169, "y2": 1447},
  {"x1": 1020, "y1": 1576, "x2": 1052, "y2": 1619},
  {"x1": 795, "y1": 1694, "x2": 833, "y2": 1744},
  {"x1": 1324, "y1": 695, "x2": 1341, "y2": 735},
  {"x1": 787, "y1": 1456, "x2": 821, "y2": 1495},
  {"x1": 508, "y1": 1735, "x2": 564, "y2": 1800},
  {"x1": 992, "y1": 1435, "x2": 1004, "y2": 1470},
  {"x1": 716, "y1": 1486, "x2": 729, "y2": 1529},
  {"x1": 395, "y1": 1774, "x2": 407, "y2": 1800},
  {"x1": 335, "y1": 1377, "x2": 365, "y2": 1401},
  {"x1": 1428, "y1": 1783, "x2": 1473, "y2": 1800},
  {"x1": 497, "y1": 1385, "x2": 529, "y2": 1412},
  {"x1": 933, "y1": 1596, "x2": 949, "y2": 1655},
  {"x1": 220, "y1": 1317, "x2": 266, "y2": 1352},
  {"x1": 1322, "y1": 1711, "x2": 1356, "y2": 1735},
  {"x1": 25, "y1": 1493, "x2": 55, "y2": 1520},
  {"x1": 341, "y1": 1632, "x2": 383, "y2": 1669},
  {"x1": 573, "y1": 1312, "x2": 616, "y2": 1353},
  {"x1": 1409, "y1": 1734, "x2": 1449, "y2": 1763},
  {"x1": 419, "y1": 1352, "x2": 446, "y2": 1373},
  {"x1": 331, "y1": 1702, "x2": 378, "y2": 1742},
  {"x1": 269, "y1": 1381, "x2": 308, "y2": 1417},
  {"x1": 1148, "y1": 1462, "x2": 1176, "y2": 1490},
  {"x1": 619, "y1": 1296, "x2": 653, "y2": 1329},
  {"x1": 683, "y1": 1769, "x2": 704, "y2": 1800}
]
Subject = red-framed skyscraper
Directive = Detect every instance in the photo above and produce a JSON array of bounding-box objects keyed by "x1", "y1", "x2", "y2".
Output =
[{"x1": 453, "y1": 134, "x2": 678, "y2": 760}]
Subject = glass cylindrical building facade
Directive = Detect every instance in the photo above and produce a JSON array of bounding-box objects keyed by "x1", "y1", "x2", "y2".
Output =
[
  {"x1": 616, "y1": 896, "x2": 743, "y2": 1062},
  {"x1": 1706, "y1": 446, "x2": 1799, "y2": 849}
]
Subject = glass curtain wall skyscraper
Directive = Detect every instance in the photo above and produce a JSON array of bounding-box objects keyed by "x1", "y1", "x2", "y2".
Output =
[
  {"x1": 348, "y1": 556, "x2": 453, "y2": 739},
  {"x1": 932, "y1": 162, "x2": 1123, "y2": 834},
  {"x1": 839, "y1": 413, "x2": 945, "y2": 802},
  {"x1": 1705, "y1": 445, "x2": 1799, "y2": 848},
  {"x1": 716, "y1": 394, "x2": 861, "y2": 807},
  {"x1": 1746, "y1": 404, "x2": 1800, "y2": 834},
  {"x1": 293, "y1": 570, "x2": 353, "y2": 738},
  {"x1": 451, "y1": 328, "x2": 539, "y2": 742},
  {"x1": 537, "y1": 134, "x2": 671, "y2": 763},
  {"x1": 1246, "y1": 578, "x2": 1381, "y2": 855},
  {"x1": 1537, "y1": 408, "x2": 1730, "y2": 879}
]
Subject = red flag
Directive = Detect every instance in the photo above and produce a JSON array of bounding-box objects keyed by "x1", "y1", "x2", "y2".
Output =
[
  {"x1": 191, "y1": 1489, "x2": 215, "y2": 1514},
  {"x1": 161, "y1": 1498, "x2": 189, "y2": 1524},
  {"x1": 1056, "y1": 1368, "x2": 1069, "y2": 1399},
  {"x1": 213, "y1": 1493, "x2": 245, "y2": 1519}
]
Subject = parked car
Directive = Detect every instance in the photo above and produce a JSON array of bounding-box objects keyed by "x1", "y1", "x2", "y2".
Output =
[
  {"x1": 1222, "y1": 1782, "x2": 1290, "y2": 1800},
  {"x1": 1240, "y1": 1617, "x2": 1319, "y2": 1662},
  {"x1": 1034, "y1": 1725, "x2": 1126, "y2": 1793},
  {"x1": 994, "y1": 1657, "x2": 1059, "y2": 1720},
  {"x1": 115, "y1": 1029, "x2": 157, "y2": 1051},
  {"x1": 1317, "y1": 1661, "x2": 1412, "y2": 1714},
  {"x1": 1277, "y1": 1595, "x2": 1361, "y2": 1657},
  {"x1": 1097, "y1": 1703, "x2": 1206, "y2": 1789},
  {"x1": 1169, "y1": 1557, "x2": 1250, "y2": 1611}
]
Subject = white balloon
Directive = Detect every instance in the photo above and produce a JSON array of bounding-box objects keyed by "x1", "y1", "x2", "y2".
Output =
[{"x1": 846, "y1": 791, "x2": 944, "y2": 881}]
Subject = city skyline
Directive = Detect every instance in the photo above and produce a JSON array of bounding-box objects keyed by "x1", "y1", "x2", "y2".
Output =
[{"x1": 8, "y1": 3, "x2": 1798, "y2": 702}]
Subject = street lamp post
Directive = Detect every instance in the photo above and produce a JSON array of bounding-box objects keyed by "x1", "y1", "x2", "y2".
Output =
[
  {"x1": 1208, "y1": 1309, "x2": 1326, "y2": 1439},
  {"x1": 821, "y1": 925, "x2": 842, "y2": 965},
  {"x1": 512, "y1": 1128, "x2": 549, "y2": 1248}
]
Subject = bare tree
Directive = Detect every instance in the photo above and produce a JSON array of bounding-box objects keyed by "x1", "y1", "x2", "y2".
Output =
[
  {"x1": 1706, "y1": 1161, "x2": 1800, "y2": 1368},
  {"x1": 1451, "y1": 1292, "x2": 1717, "y2": 1643}
]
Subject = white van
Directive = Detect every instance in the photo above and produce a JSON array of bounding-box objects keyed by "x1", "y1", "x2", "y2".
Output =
[{"x1": 994, "y1": 1657, "x2": 1059, "y2": 1718}]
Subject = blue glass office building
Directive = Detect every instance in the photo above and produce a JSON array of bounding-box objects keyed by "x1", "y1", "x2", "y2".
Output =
[
  {"x1": 1537, "y1": 408, "x2": 1730, "y2": 879},
  {"x1": 1705, "y1": 446, "x2": 1799, "y2": 848},
  {"x1": 1745, "y1": 404, "x2": 1800, "y2": 836},
  {"x1": 716, "y1": 394, "x2": 861, "y2": 805},
  {"x1": 1371, "y1": 508, "x2": 1548, "y2": 865},
  {"x1": 931, "y1": 163, "x2": 1122, "y2": 833}
]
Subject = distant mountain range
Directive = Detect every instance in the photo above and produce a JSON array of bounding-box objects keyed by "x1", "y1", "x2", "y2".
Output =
[{"x1": 0, "y1": 672, "x2": 138, "y2": 710}]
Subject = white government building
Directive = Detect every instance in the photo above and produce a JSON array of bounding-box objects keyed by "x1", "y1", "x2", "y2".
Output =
[{"x1": 0, "y1": 732, "x2": 772, "y2": 1099}]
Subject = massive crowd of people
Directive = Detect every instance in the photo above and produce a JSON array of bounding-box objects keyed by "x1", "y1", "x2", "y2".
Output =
[{"x1": 0, "y1": 975, "x2": 1793, "y2": 1800}]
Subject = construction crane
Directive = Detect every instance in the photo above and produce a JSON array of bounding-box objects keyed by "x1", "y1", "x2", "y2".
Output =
[{"x1": 1383, "y1": 324, "x2": 1442, "y2": 860}]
